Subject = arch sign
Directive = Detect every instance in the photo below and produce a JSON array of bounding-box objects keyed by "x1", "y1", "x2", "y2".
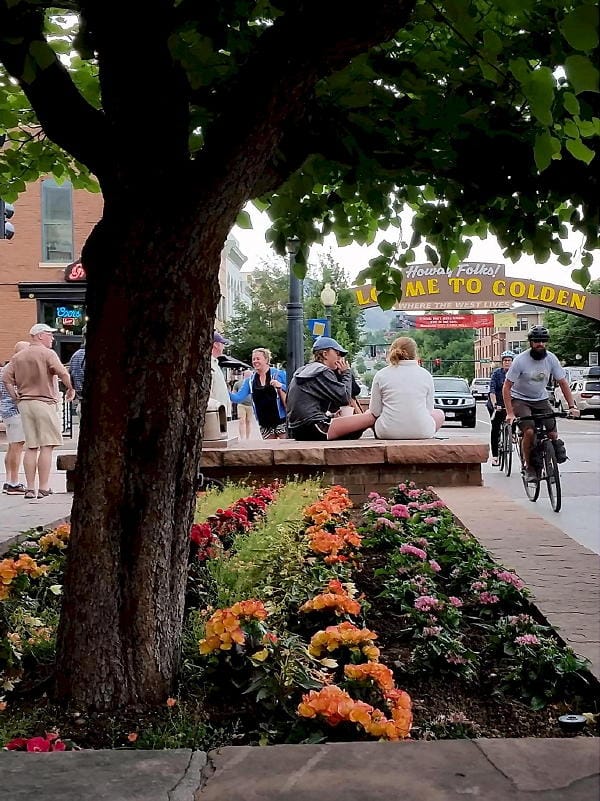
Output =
[{"x1": 351, "y1": 262, "x2": 600, "y2": 322}]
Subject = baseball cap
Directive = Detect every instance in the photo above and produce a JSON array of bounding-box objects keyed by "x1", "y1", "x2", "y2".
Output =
[
  {"x1": 312, "y1": 336, "x2": 348, "y2": 355},
  {"x1": 213, "y1": 331, "x2": 230, "y2": 345},
  {"x1": 30, "y1": 323, "x2": 57, "y2": 336}
]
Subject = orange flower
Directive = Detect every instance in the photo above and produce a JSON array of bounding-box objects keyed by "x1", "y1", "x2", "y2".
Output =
[
  {"x1": 0, "y1": 559, "x2": 18, "y2": 585},
  {"x1": 199, "y1": 599, "x2": 270, "y2": 655},
  {"x1": 300, "y1": 581, "x2": 361, "y2": 617},
  {"x1": 309, "y1": 622, "x2": 379, "y2": 660},
  {"x1": 166, "y1": 697, "x2": 177, "y2": 708},
  {"x1": 344, "y1": 663, "x2": 396, "y2": 692},
  {"x1": 127, "y1": 732, "x2": 138, "y2": 743}
]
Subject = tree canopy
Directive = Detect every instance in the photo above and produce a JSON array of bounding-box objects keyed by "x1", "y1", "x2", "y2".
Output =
[{"x1": 1, "y1": 0, "x2": 598, "y2": 298}]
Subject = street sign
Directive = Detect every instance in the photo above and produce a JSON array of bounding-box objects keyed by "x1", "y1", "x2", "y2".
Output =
[
  {"x1": 589, "y1": 352, "x2": 599, "y2": 366},
  {"x1": 307, "y1": 318, "x2": 327, "y2": 339}
]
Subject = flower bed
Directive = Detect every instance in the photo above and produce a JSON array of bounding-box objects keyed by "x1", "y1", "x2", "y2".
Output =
[{"x1": 1, "y1": 480, "x2": 598, "y2": 750}]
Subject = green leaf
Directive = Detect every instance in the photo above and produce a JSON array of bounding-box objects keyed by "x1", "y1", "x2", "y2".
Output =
[
  {"x1": 571, "y1": 265, "x2": 591, "y2": 287},
  {"x1": 562, "y1": 92, "x2": 580, "y2": 116},
  {"x1": 29, "y1": 40, "x2": 55, "y2": 71},
  {"x1": 563, "y1": 119, "x2": 580, "y2": 139},
  {"x1": 534, "y1": 132, "x2": 559, "y2": 172},
  {"x1": 565, "y1": 137, "x2": 595, "y2": 165},
  {"x1": 377, "y1": 292, "x2": 396, "y2": 310},
  {"x1": 565, "y1": 55, "x2": 600, "y2": 95},
  {"x1": 235, "y1": 210, "x2": 252, "y2": 229},
  {"x1": 522, "y1": 67, "x2": 555, "y2": 125},
  {"x1": 424, "y1": 245, "x2": 439, "y2": 265},
  {"x1": 559, "y1": 7, "x2": 599, "y2": 52}
]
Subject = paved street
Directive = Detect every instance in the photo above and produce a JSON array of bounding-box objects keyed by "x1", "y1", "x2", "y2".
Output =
[{"x1": 446, "y1": 403, "x2": 600, "y2": 555}]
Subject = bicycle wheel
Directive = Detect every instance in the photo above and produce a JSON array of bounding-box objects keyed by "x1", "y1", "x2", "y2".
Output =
[
  {"x1": 502, "y1": 425, "x2": 513, "y2": 477},
  {"x1": 520, "y1": 439, "x2": 540, "y2": 501},
  {"x1": 543, "y1": 439, "x2": 561, "y2": 512}
]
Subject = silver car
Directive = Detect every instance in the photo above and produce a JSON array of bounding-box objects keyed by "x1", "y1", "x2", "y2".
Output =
[{"x1": 554, "y1": 379, "x2": 600, "y2": 418}]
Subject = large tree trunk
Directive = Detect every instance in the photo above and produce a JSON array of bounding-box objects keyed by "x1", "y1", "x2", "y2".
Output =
[{"x1": 55, "y1": 188, "x2": 234, "y2": 709}]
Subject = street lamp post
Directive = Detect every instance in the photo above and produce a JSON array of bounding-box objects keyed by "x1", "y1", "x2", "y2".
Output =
[
  {"x1": 286, "y1": 236, "x2": 303, "y2": 388},
  {"x1": 320, "y1": 282, "x2": 337, "y2": 338}
]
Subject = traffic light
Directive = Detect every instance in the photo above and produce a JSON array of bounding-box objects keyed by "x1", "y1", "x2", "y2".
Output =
[{"x1": 0, "y1": 199, "x2": 14, "y2": 240}]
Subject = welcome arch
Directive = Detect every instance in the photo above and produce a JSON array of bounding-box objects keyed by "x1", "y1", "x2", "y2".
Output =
[{"x1": 351, "y1": 263, "x2": 600, "y2": 322}]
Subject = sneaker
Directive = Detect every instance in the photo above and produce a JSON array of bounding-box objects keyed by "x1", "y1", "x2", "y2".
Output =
[
  {"x1": 553, "y1": 438, "x2": 568, "y2": 463},
  {"x1": 1, "y1": 483, "x2": 8, "y2": 494},
  {"x1": 6, "y1": 483, "x2": 26, "y2": 495}
]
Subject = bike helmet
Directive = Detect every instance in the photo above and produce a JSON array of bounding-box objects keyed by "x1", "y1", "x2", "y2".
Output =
[
  {"x1": 500, "y1": 350, "x2": 515, "y2": 359},
  {"x1": 527, "y1": 325, "x2": 549, "y2": 342}
]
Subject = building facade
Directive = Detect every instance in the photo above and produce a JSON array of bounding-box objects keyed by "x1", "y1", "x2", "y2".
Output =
[
  {"x1": 473, "y1": 304, "x2": 545, "y2": 377},
  {"x1": 1, "y1": 178, "x2": 245, "y2": 362}
]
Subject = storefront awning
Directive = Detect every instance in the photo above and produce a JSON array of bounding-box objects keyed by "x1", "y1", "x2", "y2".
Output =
[{"x1": 18, "y1": 282, "x2": 87, "y2": 302}]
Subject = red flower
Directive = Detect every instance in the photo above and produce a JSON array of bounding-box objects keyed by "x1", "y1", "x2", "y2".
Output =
[
  {"x1": 27, "y1": 737, "x2": 51, "y2": 752},
  {"x1": 5, "y1": 737, "x2": 29, "y2": 750}
]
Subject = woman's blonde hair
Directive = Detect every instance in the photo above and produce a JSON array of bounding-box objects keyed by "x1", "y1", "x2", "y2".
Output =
[
  {"x1": 388, "y1": 336, "x2": 418, "y2": 365},
  {"x1": 252, "y1": 347, "x2": 272, "y2": 364}
]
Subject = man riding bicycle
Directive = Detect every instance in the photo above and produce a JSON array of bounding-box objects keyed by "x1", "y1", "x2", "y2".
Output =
[
  {"x1": 502, "y1": 326, "x2": 579, "y2": 482},
  {"x1": 487, "y1": 350, "x2": 515, "y2": 467}
]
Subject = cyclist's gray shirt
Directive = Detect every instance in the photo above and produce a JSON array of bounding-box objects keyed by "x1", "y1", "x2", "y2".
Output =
[{"x1": 506, "y1": 350, "x2": 566, "y2": 401}]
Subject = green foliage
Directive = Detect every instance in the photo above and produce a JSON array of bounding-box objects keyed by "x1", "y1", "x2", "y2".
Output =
[
  {"x1": 1, "y1": 0, "x2": 598, "y2": 294},
  {"x1": 544, "y1": 280, "x2": 600, "y2": 363},
  {"x1": 209, "y1": 479, "x2": 323, "y2": 610}
]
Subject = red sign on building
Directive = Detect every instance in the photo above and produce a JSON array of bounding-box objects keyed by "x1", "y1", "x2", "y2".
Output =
[
  {"x1": 64, "y1": 260, "x2": 87, "y2": 282},
  {"x1": 414, "y1": 314, "x2": 494, "y2": 329}
]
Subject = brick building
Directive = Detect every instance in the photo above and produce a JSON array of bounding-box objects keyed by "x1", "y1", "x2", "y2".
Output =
[
  {"x1": 473, "y1": 304, "x2": 545, "y2": 377},
  {"x1": 1, "y1": 177, "x2": 103, "y2": 363},
  {"x1": 1, "y1": 178, "x2": 247, "y2": 363}
]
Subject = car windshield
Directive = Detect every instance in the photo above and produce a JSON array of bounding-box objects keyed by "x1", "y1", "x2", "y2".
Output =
[
  {"x1": 434, "y1": 378, "x2": 470, "y2": 393},
  {"x1": 584, "y1": 381, "x2": 600, "y2": 392}
]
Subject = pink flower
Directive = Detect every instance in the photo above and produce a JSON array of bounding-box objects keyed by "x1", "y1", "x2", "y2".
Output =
[
  {"x1": 422, "y1": 626, "x2": 442, "y2": 637},
  {"x1": 408, "y1": 490, "x2": 422, "y2": 499},
  {"x1": 479, "y1": 592, "x2": 500, "y2": 605},
  {"x1": 423, "y1": 516, "x2": 440, "y2": 525},
  {"x1": 515, "y1": 634, "x2": 540, "y2": 646},
  {"x1": 449, "y1": 596, "x2": 463, "y2": 608},
  {"x1": 414, "y1": 595, "x2": 442, "y2": 612},
  {"x1": 494, "y1": 570, "x2": 525, "y2": 590},
  {"x1": 376, "y1": 517, "x2": 398, "y2": 529},
  {"x1": 446, "y1": 654, "x2": 467, "y2": 665},
  {"x1": 400, "y1": 544, "x2": 427, "y2": 560},
  {"x1": 367, "y1": 492, "x2": 381, "y2": 500},
  {"x1": 428, "y1": 559, "x2": 441, "y2": 573},
  {"x1": 471, "y1": 581, "x2": 486, "y2": 591},
  {"x1": 415, "y1": 537, "x2": 429, "y2": 547},
  {"x1": 391, "y1": 504, "x2": 410, "y2": 519}
]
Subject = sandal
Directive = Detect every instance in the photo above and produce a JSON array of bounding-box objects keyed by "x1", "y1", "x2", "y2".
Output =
[
  {"x1": 24, "y1": 489, "x2": 36, "y2": 499},
  {"x1": 491, "y1": 457, "x2": 499, "y2": 467},
  {"x1": 37, "y1": 488, "x2": 54, "y2": 498}
]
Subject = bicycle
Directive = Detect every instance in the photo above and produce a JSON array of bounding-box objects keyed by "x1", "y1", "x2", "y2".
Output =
[
  {"x1": 498, "y1": 416, "x2": 514, "y2": 476},
  {"x1": 512, "y1": 412, "x2": 566, "y2": 513}
]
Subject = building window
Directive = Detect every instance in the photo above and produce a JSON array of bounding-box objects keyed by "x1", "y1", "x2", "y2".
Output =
[
  {"x1": 509, "y1": 317, "x2": 529, "y2": 332},
  {"x1": 41, "y1": 179, "x2": 74, "y2": 262},
  {"x1": 508, "y1": 341, "x2": 523, "y2": 353}
]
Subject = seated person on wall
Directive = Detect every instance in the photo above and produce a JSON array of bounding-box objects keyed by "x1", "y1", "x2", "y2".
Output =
[
  {"x1": 369, "y1": 336, "x2": 445, "y2": 439},
  {"x1": 286, "y1": 337, "x2": 376, "y2": 441}
]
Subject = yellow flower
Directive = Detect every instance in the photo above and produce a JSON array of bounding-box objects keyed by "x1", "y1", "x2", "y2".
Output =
[{"x1": 251, "y1": 649, "x2": 269, "y2": 662}]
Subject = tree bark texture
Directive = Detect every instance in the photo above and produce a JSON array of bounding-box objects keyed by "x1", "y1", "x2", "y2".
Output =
[{"x1": 55, "y1": 186, "x2": 234, "y2": 709}]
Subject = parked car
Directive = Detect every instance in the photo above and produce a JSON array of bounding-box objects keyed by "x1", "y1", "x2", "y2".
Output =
[
  {"x1": 434, "y1": 376, "x2": 477, "y2": 427},
  {"x1": 470, "y1": 377, "x2": 490, "y2": 400},
  {"x1": 554, "y1": 377, "x2": 600, "y2": 418}
]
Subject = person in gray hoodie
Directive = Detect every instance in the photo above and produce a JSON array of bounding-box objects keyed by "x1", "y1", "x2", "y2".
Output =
[{"x1": 287, "y1": 337, "x2": 376, "y2": 440}]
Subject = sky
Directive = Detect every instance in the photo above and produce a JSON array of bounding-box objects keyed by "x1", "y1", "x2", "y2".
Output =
[{"x1": 232, "y1": 203, "x2": 599, "y2": 291}]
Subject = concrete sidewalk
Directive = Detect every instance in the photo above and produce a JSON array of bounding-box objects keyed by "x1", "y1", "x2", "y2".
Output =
[{"x1": 0, "y1": 739, "x2": 598, "y2": 801}]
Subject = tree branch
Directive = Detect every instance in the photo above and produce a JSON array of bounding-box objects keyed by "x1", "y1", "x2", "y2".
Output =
[
  {"x1": 0, "y1": 1, "x2": 108, "y2": 176},
  {"x1": 195, "y1": 0, "x2": 417, "y2": 202}
]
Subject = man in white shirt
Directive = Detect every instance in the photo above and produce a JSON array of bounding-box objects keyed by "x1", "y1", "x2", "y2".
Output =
[{"x1": 210, "y1": 331, "x2": 232, "y2": 418}]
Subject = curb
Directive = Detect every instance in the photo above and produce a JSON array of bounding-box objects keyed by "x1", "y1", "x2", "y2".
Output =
[{"x1": 0, "y1": 514, "x2": 71, "y2": 556}]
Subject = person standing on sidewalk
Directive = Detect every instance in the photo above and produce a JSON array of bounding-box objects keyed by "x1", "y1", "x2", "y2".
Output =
[
  {"x1": 2, "y1": 324, "x2": 75, "y2": 500},
  {"x1": 0, "y1": 340, "x2": 30, "y2": 494},
  {"x1": 232, "y1": 369, "x2": 255, "y2": 439},
  {"x1": 68, "y1": 329, "x2": 86, "y2": 413},
  {"x1": 487, "y1": 351, "x2": 514, "y2": 467}
]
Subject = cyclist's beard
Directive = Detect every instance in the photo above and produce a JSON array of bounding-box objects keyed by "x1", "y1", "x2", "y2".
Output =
[{"x1": 529, "y1": 346, "x2": 547, "y2": 360}]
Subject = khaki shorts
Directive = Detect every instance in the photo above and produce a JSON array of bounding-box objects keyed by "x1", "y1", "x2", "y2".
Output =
[
  {"x1": 237, "y1": 404, "x2": 253, "y2": 421},
  {"x1": 4, "y1": 414, "x2": 25, "y2": 444},
  {"x1": 512, "y1": 398, "x2": 556, "y2": 432},
  {"x1": 18, "y1": 400, "x2": 63, "y2": 448}
]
